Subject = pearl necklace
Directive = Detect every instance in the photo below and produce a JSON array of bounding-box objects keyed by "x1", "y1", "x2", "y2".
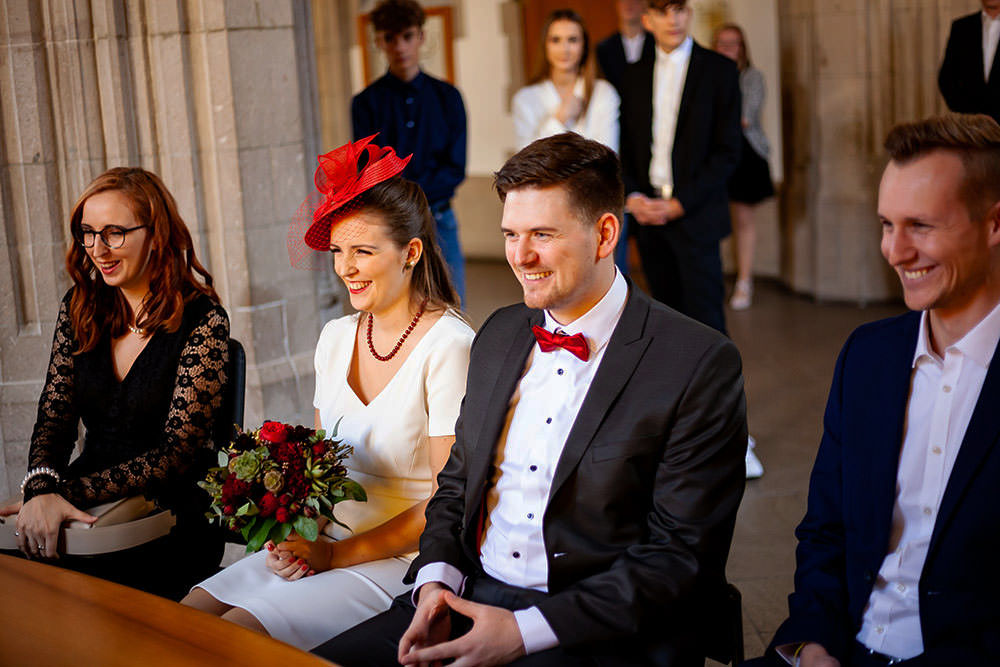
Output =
[
  {"x1": 366, "y1": 300, "x2": 427, "y2": 362},
  {"x1": 128, "y1": 323, "x2": 148, "y2": 337}
]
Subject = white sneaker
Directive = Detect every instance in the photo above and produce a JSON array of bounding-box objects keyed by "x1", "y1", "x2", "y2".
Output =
[
  {"x1": 745, "y1": 435, "x2": 764, "y2": 479},
  {"x1": 730, "y1": 279, "x2": 753, "y2": 310}
]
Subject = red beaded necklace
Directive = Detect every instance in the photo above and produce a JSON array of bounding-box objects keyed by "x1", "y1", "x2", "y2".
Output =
[{"x1": 366, "y1": 299, "x2": 428, "y2": 362}]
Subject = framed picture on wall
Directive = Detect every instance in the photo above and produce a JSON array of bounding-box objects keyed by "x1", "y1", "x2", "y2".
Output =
[{"x1": 358, "y1": 6, "x2": 456, "y2": 85}]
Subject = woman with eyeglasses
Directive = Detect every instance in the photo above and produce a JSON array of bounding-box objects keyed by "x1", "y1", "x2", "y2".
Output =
[
  {"x1": 512, "y1": 8, "x2": 620, "y2": 152},
  {"x1": 0, "y1": 167, "x2": 229, "y2": 599}
]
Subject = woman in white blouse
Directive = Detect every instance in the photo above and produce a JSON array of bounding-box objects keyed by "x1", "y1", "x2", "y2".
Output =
[
  {"x1": 513, "y1": 9, "x2": 620, "y2": 152},
  {"x1": 182, "y1": 141, "x2": 474, "y2": 650}
]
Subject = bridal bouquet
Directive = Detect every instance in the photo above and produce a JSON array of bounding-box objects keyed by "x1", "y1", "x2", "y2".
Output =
[{"x1": 199, "y1": 420, "x2": 366, "y2": 552}]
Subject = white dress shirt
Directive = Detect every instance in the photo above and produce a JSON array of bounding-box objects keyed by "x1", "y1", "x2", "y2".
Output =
[
  {"x1": 855, "y1": 300, "x2": 1000, "y2": 660},
  {"x1": 984, "y1": 11, "x2": 1000, "y2": 81},
  {"x1": 414, "y1": 269, "x2": 628, "y2": 655},
  {"x1": 511, "y1": 78, "x2": 620, "y2": 152},
  {"x1": 649, "y1": 36, "x2": 692, "y2": 198},
  {"x1": 621, "y1": 32, "x2": 645, "y2": 64}
]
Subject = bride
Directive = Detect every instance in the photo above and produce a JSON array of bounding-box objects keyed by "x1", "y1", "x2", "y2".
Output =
[{"x1": 182, "y1": 138, "x2": 473, "y2": 650}]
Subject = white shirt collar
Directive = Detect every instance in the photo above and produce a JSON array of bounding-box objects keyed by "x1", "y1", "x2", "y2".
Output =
[
  {"x1": 655, "y1": 35, "x2": 692, "y2": 65},
  {"x1": 984, "y1": 9, "x2": 1000, "y2": 25},
  {"x1": 542, "y1": 269, "x2": 628, "y2": 358},
  {"x1": 913, "y1": 298, "x2": 1000, "y2": 369}
]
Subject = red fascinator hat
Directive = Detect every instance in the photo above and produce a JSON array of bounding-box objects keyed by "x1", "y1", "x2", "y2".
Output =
[{"x1": 288, "y1": 134, "x2": 411, "y2": 269}]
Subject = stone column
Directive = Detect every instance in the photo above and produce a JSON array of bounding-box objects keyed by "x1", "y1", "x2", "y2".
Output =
[
  {"x1": 0, "y1": 0, "x2": 330, "y2": 499},
  {"x1": 777, "y1": 0, "x2": 970, "y2": 302}
]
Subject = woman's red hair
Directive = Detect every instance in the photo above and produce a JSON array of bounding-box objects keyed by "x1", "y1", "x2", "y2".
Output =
[{"x1": 66, "y1": 167, "x2": 219, "y2": 354}]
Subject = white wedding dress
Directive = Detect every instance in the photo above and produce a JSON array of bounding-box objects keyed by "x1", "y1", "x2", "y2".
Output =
[{"x1": 193, "y1": 311, "x2": 473, "y2": 649}]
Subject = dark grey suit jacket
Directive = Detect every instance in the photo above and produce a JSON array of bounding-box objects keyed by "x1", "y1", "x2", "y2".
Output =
[{"x1": 406, "y1": 285, "x2": 747, "y2": 652}]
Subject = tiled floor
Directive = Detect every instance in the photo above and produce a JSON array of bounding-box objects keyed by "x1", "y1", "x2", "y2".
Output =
[{"x1": 463, "y1": 259, "x2": 906, "y2": 663}]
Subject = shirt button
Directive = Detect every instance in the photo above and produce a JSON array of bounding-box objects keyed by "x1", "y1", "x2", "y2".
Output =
[
  {"x1": 529, "y1": 465, "x2": 538, "y2": 472},
  {"x1": 923, "y1": 506, "x2": 932, "y2": 515},
  {"x1": 512, "y1": 551, "x2": 520, "y2": 559},
  {"x1": 932, "y1": 446, "x2": 942, "y2": 455},
  {"x1": 545, "y1": 418, "x2": 552, "y2": 424},
  {"x1": 876, "y1": 626, "x2": 884, "y2": 634},
  {"x1": 527, "y1": 513, "x2": 534, "y2": 519},
  {"x1": 897, "y1": 583, "x2": 906, "y2": 593},
  {"x1": 406, "y1": 120, "x2": 415, "y2": 128},
  {"x1": 557, "y1": 368, "x2": 564, "y2": 375},
  {"x1": 943, "y1": 385, "x2": 952, "y2": 393},
  {"x1": 406, "y1": 97, "x2": 414, "y2": 104}
]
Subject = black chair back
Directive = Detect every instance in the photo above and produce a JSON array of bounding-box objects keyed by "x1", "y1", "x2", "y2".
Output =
[{"x1": 214, "y1": 338, "x2": 246, "y2": 448}]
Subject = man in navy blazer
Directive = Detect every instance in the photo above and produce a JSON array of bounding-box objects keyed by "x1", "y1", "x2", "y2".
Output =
[
  {"x1": 938, "y1": 1, "x2": 1000, "y2": 124},
  {"x1": 762, "y1": 114, "x2": 1000, "y2": 666}
]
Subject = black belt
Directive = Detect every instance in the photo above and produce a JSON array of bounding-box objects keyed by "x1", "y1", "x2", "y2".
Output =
[{"x1": 430, "y1": 200, "x2": 451, "y2": 216}]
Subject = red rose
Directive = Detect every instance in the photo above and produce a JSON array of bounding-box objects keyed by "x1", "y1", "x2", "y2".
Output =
[
  {"x1": 275, "y1": 508, "x2": 290, "y2": 524},
  {"x1": 223, "y1": 504, "x2": 235, "y2": 516},
  {"x1": 279, "y1": 493, "x2": 292, "y2": 506},
  {"x1": 312, "y1": 443, "x2": 326, "y2": 457},
  {"x1": 258, "y1": 492, "x2": 280, "y2": 518},
  {"x1": 260, "y1": 421, "x2": 289, "y2": 444}
]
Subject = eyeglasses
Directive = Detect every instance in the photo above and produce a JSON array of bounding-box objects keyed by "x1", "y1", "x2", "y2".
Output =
[{"x1": 76, "y1": 225, "x2": 147, "y2": 249}]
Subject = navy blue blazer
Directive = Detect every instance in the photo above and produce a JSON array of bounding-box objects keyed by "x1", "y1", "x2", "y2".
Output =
[{"x1": 768, "y1": 311, "x2": 1000, "y2": 664}]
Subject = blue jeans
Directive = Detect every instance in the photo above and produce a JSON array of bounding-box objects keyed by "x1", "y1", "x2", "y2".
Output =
[{"x1": 433, "y1": 206, "x2": 466, "y2": 307}]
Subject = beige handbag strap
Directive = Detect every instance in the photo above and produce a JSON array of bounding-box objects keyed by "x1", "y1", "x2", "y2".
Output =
[{"x1": 0, "y1": 496, "x2": 176, "y2": 555}]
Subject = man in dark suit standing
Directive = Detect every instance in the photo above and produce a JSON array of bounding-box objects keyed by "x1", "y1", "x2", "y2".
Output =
[
  {"x1": 939, "y1": 1, "x2": 1000, "y2": 124},
  {"x1": 315, "y1": 133, "x2": 746, "y2": 666},
  {"x1": 619, "y1": 0, "x2": 741, "y2": 335},
  {"x1": 596, "y1": 0, "x2": 653, "y2": 95},
  {"x1": 760, "y1": 114, "x2": 1000, "y2": 666}
]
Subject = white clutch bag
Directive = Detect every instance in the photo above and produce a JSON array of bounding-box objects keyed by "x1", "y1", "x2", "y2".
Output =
[{"x1": 0, "y1": 495, "x2": 176, "y2": 555}]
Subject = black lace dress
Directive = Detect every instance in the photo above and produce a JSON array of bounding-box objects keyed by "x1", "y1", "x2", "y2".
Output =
[{"x1": 17, "y1": 290, "x2": 229, "y2": 599}]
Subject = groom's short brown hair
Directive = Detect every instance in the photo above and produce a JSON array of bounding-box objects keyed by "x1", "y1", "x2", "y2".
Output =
[{"x1": 493, "y1": 132, "x2": 624, "y2": 226}]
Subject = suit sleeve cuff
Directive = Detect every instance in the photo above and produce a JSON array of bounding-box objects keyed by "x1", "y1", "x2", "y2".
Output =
[
  {"x1": 411, "y1": 562, "x2": 466, "y2": 605},
  {"x1": 513, "y1": 606, "x2": 559, "y2": 654}
]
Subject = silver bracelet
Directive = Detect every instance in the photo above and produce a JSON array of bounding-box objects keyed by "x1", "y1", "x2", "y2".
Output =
[{"x1": 20, "y1": 467, "x2": 60, "y2": 494}]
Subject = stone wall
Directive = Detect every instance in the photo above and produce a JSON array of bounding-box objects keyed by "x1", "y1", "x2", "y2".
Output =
[
  {"x1": 778, "y1": 0, "x2": 977, "y2": 302},
  {"x1": 0, "y1": 0, "x2": 338, "y2": 499}
]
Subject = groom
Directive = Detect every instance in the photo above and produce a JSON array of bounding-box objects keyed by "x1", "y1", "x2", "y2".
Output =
[{"x1": 315, "y1": 132, "x2": 747, "y2": 665}]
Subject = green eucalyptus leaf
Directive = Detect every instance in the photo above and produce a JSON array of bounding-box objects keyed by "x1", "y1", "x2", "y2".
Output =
[
  {"x1": 241, "y1": 517, "x2": 258, "y2": 541},
  {"x1": 218, "y1": 451, "x2": 229, "y2": 467},
  {"x1": 293, "y1": 515, "x2": 319, "y2": 541},
  {"x1": 341, "y1": 479, "x2": 367, "y2": 502},
  {"x1": 247, "y1": 518, "x2": 277, "y2": 553}
]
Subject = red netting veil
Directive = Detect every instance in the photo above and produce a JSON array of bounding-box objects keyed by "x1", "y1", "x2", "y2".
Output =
[{"x1": 288, "y1": 134, "x2": 412, "y2": 270}]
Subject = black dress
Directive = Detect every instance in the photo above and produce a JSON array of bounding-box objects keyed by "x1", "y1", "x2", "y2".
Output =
[{"x1": 18, "y1": 290, "x2": 229, "y2": 599}]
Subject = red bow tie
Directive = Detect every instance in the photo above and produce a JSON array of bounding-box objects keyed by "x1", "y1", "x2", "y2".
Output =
[{"x1": 531, "y1": 325, "x2": 590, "y2": 362}]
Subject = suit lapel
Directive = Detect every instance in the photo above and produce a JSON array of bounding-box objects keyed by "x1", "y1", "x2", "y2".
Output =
[
  {"x1": 861, "y1": 314, "x2": 920, "y2": 553},
  {"x1": 548, "y1": 287, "x2": 652, "y2": 500},
  {"x1": 673, "y1": 43, "x2": 702, "y2": 150},
  {"x1": 462, "y1": 309, "x2": 541, "y2": 522},
  {"x1": 928, "y1": 335, "x2": 1000, "y2": 555}
]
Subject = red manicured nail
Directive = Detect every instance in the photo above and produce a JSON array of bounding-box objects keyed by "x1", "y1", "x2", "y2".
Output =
[
  {"x1": 266, "y1": 543, "x2": 274, "y2": 551},
  {"x1": 308, "y1": 569, "x2": 316, "y2": 576},
  {"x1": 300, "y1": 564, "x2": 308, "y2": 571},
  {"x1": 297, "y1": 558, "x2": 305, "y2": 565}
]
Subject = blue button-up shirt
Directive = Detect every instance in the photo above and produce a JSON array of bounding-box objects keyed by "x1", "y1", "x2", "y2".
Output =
[{"x1": 351, "y1": 70, "x2": 467, "y2": 206}]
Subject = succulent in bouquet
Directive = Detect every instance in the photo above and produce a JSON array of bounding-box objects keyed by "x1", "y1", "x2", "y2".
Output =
[{"x1": 199, "y1": 419, "x2": 366, "y2": 552}]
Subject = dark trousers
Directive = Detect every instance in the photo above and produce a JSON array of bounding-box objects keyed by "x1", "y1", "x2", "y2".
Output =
[
  {"x1": 634, "y1": 223, "x2": 727, "y2": 336},
  {"x1": 314, "y1": 571, "x2": 695, "y2": 666}
]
